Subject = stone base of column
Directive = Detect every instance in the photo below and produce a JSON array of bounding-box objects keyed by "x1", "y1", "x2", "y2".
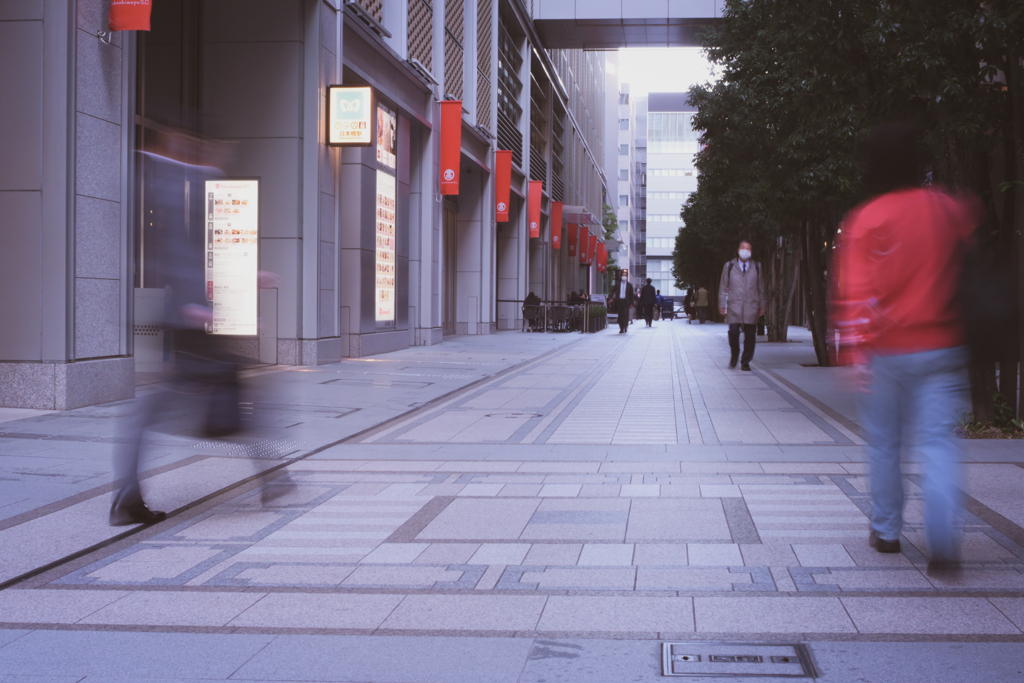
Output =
[{"x1": 0, "y1": 357, "x2": 135, "y2": 410}]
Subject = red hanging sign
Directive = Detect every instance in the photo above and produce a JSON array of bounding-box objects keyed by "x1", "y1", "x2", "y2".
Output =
[
  {"x1": 580, "y1": 227, "x2": 589, "y2": 264},
  {"x1": 597, "y1": 242, "x2": 607, "y2": 272},
  {"x1": 109, "y1": 0, "x2": 152, "y2": 31},
  {"x1": 588, "y1": 234, "x2": 598, "y2": 265},
  {"x1": 567, "y1": 223, "x2": 578, "y2": 257},
  {"x1": 495, "y1": 151, "x2": 512, "y2": 221},
  {"x1": 439, "y1": 101, "x2": 462, "y2": 195},
  {"x1": 550, "y1": 202, "x2": 562, "y2": 249},
  {"x1": 528, "y1": 181, "x2": 542, "y2": 238}
]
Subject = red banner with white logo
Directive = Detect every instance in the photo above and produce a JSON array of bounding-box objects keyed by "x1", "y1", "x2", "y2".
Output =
[
  {"x1": 528, "y1": 181, "x2": 542, "y2": 238},
  {"x1": 495, "y1": 150, "x2": 512, "y2": 221},
  {"x1": 580, "y1": 227, "x2": 589, "y2": 264},
  {"x1": 567, "y1": 223, "x2": 578, "y2": 257},
  {"x1": 550, "y1": 202, "x2": 562, "y2": 249},
  {"x1": 439, "y1": 101, "x2": 462, "y2": 195},
  {"x1": 109, "y1": 0, "x2": 152, "y2": 31},
  {"x1": 597, "y1": 242, "x2": 606, "y2": 272},
  {"x1": 588, "y1": 234, "x2": 598, "y2": 265}
]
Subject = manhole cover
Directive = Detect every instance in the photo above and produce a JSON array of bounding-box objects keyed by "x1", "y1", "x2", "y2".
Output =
[{"x1": 662, "y1": 643, "x2": 814, "y2": 678}]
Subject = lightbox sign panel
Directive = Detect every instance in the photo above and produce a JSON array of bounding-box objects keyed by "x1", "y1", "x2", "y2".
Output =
[
  {"x1": 328, "y1": 86, "x2": 372, "y2": 145},
  {"x1": 205, "y1": 179, "x2": 259, "y2": 336},
  {"x1": 375, "y1": 102, "x2": 398, "y2": 323}
]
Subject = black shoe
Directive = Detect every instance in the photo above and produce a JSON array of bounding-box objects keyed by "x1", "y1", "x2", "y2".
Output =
[
  {"x1": 729, "y1": 357, "x2": 738, "y2": 368},
  {"x1": 869, "y1": 530, "x2": 901, "y2": 553},
  {"x1": 741, "y1": 363, "x2": 751, "y2": 371},
  {"x1": 926, "y1": 559, "x2": 962, "y2": 578},
  {"x1": 110, "y1": 501, "x2": 166, "y2": 526}
]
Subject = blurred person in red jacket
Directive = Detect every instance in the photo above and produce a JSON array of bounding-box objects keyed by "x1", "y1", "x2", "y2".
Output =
[{"x1": 832, "y1": 123, "x2": 978, "y2": 574}]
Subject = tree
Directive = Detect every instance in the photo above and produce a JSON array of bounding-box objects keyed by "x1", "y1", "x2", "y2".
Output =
[
  {"x1": 602, "y1": 203, "x2": 621, "y2": 287},
  {"x1": 682, "y1": 0, "x2": 1023, "y2": 414}
]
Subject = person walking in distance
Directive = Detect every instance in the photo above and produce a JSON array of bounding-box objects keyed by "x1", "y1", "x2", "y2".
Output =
[
  {"x1": 640, "y1": 278, "x2": 658, "y2": 327},
  {"x1": 696, "y1": 284, "x2": 710, "y2": 324},
  {"x1": 832, "y1": 123, "x2": 977, "y2": 574},
  {"x1": 719, "y1": 241, "x2": 766, "y2": 370},
  {"x1": 610, "y1": 270, "x2": 635, "y2": 334}
]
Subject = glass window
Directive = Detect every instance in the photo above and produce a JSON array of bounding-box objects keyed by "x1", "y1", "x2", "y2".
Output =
[
  {"x1": 647, "y1": 112, "x2": 700, "y2": 153},
  {"x1": 619, "y1": 169, "x2": 629, "y2": 181},
  {"x1": 619, "y1": 194, "x2": 629, "y2": 206},
  {"x1": 619, "y1": 144, "x2": 628, "y2": 155},
  {"x1": 619, "y1": 119, "x2": 630, "y2": 130}
]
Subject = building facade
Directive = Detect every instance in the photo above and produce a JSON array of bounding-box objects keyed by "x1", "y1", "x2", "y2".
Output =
[{"x1": 0, "y1": 0, "x2": 609, "y2": 409}]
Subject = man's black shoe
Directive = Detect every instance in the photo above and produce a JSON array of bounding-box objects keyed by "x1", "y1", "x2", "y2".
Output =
[
  {"x1": 926, "y1": 559, "x2": 962, "y2": 578},
  {"x1": 741, "y1": 363, "x2": 751, "y2": 371},
  {"x1": 110, "y1": 502, "x2": 167, "y2": 526},
  {"x1": 729, "y1": 357, "x2": 738, "y2": 368},
  {"x1": 869, "y1": 530, "x2": 900, "y2": 553}
]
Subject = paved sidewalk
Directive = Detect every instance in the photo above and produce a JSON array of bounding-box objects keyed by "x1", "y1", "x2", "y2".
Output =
[{"x1": 2, "y1": 321, "x2": 1024, "y2": 682}]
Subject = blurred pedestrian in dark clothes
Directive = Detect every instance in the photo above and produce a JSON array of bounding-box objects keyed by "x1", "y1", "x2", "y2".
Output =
[
  {"x1": 832, "y1": 123, "x2": 978, "y2": 573},
  {"x1": 111, "y1": 127, "x2": 282, "y2": 526},
  {"x1": 639, "y1": 278, "x2": 657, "y2": 327}
]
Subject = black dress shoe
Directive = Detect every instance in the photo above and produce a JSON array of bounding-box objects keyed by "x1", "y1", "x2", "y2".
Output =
[
  {"x1": 110, "y1": 502, "x2": 167, "y2": 526},
  {"x1": 869, "y1": 530, "x2": 900, "y2": 553},
  {"x1": 741, "y1": 363, "x2": 751, "y2": 371},
  {"x1": 729, "y1": 357, "x2": 738, "y2": 368},
  {"x1": 926, "y1": 559, "x2": 962, "y2": 578}
]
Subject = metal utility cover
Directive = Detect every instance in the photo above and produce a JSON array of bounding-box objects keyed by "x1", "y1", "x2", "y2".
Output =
[{"x1": 662, "y1": 643, "x2": 815, "y2": 678}]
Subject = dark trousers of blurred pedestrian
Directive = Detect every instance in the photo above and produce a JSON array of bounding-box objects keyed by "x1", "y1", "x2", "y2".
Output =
[
  {"x1": 643, "y1": 304, "x2": 654, "y2": 326},
  {"x1": 728, "y1": 323, "x2": 756, "y2": 365},
  {"x1": 618, "y1": 309, "x2": 629, "y2": 333},
  {"x1": 697, "y1": 306, "x2": 708, "y2": 324},
  {"x1": 858, "y1": 346, "x2": 968, "y2": 561}
]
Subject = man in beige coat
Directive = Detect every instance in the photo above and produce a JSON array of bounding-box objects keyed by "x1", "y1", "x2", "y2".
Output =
[{"x1": 718, "y1": 240, "x2": 766, "y2": 370}]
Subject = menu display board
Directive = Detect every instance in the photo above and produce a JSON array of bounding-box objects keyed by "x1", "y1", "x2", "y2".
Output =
[
  {"x1": 327, "y1": 86, "x2": 373, "y2": 145},
  {"x1": 205, "y1": 179, "x2": 259, "y2": 336},
  {"x1": 375, "y1": 102, "x2": 398, "y2": 323}
]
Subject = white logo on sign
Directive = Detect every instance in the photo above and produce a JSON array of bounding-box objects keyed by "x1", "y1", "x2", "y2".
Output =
[
  {"x1": 443, "y1": 169, "x2": 455, "y2": 181},
  {"x1": 530, "y1": 222, "x2": 537, "y2": 230},
  {"x1": 339, "y1": 99, "x2": 361, "y2": 113},
  {"x1": 497, "y1": 202, "x2": 507, "y2": 212}
]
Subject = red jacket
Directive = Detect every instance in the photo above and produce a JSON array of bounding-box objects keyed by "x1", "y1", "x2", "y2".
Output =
[{"x1": 831, "y1": 187, "x2": 978, "y2": 364}]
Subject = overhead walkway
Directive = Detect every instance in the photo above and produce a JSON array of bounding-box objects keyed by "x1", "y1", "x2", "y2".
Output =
[{"x1": 531, "y1": 0, "x2": 724, "y2": 49}]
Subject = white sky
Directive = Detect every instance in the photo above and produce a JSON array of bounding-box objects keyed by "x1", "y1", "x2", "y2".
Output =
[{"x1": 613, "y1": 48, "x2": 716, "y2": 97}]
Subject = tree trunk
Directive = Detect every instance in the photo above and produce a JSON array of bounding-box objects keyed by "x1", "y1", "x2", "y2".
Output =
[
  {"x1": 781, "y1": 245, "x2": 801, "y2": 342},
  {"x1": 803, "y1": 219, "x2": 831, "y2": 366},
  {"x1": 1010, "y1": 41, "x2": 1024, "y2": 419}
]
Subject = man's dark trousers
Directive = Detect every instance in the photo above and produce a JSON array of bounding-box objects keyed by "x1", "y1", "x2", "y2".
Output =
[
  {"x1": 728, "y1": 323, "x2": 757, "y2": 365},
  {"x1": 644, "y1": 305, "x2": 654, "y2": 326},
  {"x1": 618, "y1": 309, "x2": 629, "y2": 333}
]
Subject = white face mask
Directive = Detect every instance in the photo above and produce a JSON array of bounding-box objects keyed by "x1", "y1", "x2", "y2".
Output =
[{"x1": 738, "y1": 248, "x2": 751, "y2": 260}]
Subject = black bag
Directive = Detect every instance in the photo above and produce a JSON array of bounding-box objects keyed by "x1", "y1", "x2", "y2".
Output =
[
  {"x1": 204, "y1": 362, "x2": 242, "y2": 437},
  {"x1": 957, "y1": 227, "x2": 1015, "y2": 363}
]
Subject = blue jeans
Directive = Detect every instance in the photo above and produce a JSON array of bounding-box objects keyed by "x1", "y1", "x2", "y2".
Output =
[{"x1": 857, "y1": 346, "x2": 969, "y2": 560}]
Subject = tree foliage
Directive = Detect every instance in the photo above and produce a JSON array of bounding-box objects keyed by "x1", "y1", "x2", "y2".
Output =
[{"x1": 674, "y1": 0, "x2": 1023, "y2": 406}]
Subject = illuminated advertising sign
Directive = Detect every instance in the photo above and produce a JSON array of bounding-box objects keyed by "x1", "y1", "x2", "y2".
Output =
[
  {"x1": 328, "y1": 86, "x2": 372, "y2": 145},
  {"x1": 375, "y1": 102, "x2": 398, "y2": 323},
  {"x1": 205, "y1": 179, "x2": 259, "y2": 336}
]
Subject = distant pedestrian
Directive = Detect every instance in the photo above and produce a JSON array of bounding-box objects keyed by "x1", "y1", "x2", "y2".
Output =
[
  {"x1": 610, "y1": 270, "x2": 635, "y2": 334},
  {"x1": 696, "y1": 285, "x2": 710, "y2": 323},
  {"x1": 718, "y1": 241, "x2": 766, "y2": 370},
  {"x1": 683, "y1": 288, "x2": 695, "y2": 324},
  {"x1": 639, "y1": 279, "x2": 657, "y2": 327},
  {"x1": 832, "y1": 122, "x2": 977, "y2": 574}
]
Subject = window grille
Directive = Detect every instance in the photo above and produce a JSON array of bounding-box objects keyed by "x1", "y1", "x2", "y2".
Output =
[{"x1": 408, "y1": 0, "x2": 433, "y2": 70}]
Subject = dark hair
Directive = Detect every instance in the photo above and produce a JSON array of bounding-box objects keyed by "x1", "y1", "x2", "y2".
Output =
[
  {"x1": 646, "y1": 278, "x2": 652, "y2": 284},
  {"x1": 862, "y1": 122, "x2": 923, "y2": 194},
  {"x1": 738, "y1": 240, "x2": 752, "y2": 247}
]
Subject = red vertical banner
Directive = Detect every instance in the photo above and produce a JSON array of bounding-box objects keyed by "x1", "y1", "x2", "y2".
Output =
[
  {"x1": 597, "y1": 242, "x2": 606, "y2": 272},
  {"x1": 109, "y1": 0, "x2": 152, "y2": 31},
  {"x1": 567, "y1": 223, "x2": 578, "y2": 257},
  {"x1": 580, "y1": 227, "x2": 589, "y2": 264},
  {"x1": 439, "y1": 101, "x2": 462, "y2": 195},
  {"x1": 528, "y1": 181, "x2": 542, "y2": 238},
  {"x1": 588, "y1": 234, "x2": 598, "y2": 265},
  {"x1": 550, "y1": 202, "x2": 563, "y2": 249},
  {"x1": 495, "y1": 151, "x2": 512, "y2": 221}
]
